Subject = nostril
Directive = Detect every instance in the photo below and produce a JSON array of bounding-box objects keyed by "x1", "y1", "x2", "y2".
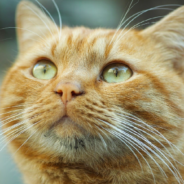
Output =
[
  {"x1": 55, "y1": 90, "x2": 83, "y2": 97},
  {"x1": 55, "y1": 90, "x2": 84, "y2": 97},
  {"x1": 71, "y1": 90, "x2": 76, "y2": 96},
  {"x1": 55, "y1": 90, "x2": 63, "y2": 96},
  {"x1": 71, "y1": 90, "x2": 83, "y2": 97}
]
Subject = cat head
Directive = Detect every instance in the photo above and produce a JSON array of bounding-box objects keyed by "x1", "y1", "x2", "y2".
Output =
[{"x1": 1, "y1": 1, "x2": 184, "y2": 179}]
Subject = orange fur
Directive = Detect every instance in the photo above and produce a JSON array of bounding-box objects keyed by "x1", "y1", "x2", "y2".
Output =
[{"x1": 1, "y1": 1, "x2": 184, "y2": 184}]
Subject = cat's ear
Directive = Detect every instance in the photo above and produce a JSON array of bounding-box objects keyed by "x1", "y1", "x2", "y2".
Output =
[
  {"x1": 16, "y1": 1, "x2": 58, "y2": 53},
  {"x1": 142, "y1": 6, "x2": 184, "y2": 76}
]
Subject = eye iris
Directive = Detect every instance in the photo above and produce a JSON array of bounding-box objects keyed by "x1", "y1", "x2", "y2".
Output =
[
  {"x1": 33, "y1": 60, "x2": 57, "y2": 80},
  {"x1": 102, "y1": 63, "x2": 132, "y2": 83}
]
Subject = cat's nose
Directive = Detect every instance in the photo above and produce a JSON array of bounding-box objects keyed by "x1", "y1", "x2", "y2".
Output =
[{"x1": 55, "y1": 82, "x2": 83, "y2": 104}]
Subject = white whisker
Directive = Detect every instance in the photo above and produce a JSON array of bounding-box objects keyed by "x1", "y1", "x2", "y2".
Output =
[
  {"x1": 0, "y1": 104, "x2": 29, "y2": 110},
  {"x1": 113, "y1": 116, "x2": 176, "y2": 160},
  {"x1": 111, "y1": 5, "x2": 180, "y2": 46},
  {"x1": 97, "y1": 132, "x2": 107, "y2": 149},
  {"x1": 35, "y1": 0, "x2": 61, "y2": 41},
  {"x1": 0, "y1": 112, "x2": 25, "y2": 127},
  {"x1": 0, "y1": 119, "x2": 27, "y2": 135},
  {"x1": 1, "y1": 27, "x2": 49, "y2": 45},
  {"x1": 104, "y1": 127, "x2": 157, "y2": 183},
  {"x1": 117, "y1": 112, "x2": 184, "y2": 158},
  {"x1": 100, "y1": 119, "x2": 167, "y2": 175},
  {"x1": 119, "y1": 4, "x2": 179, "y2": 30},
  {"x1": 0, "y1": 126, "x2": 26, "y2": 144},
  {"x1": 0, "y1": 121, "x2": 40, "y2": 152},
  {"x1": 0, "y1": 109, "x2": 23, "y2": 117},
  {"x1": 109, "y1": 0, "x2": 136, "y2": 45},
  {"x1": 14, "y1": 129, "x2": 37, "y2": 154},
  {"x1": 52, "y1": 0, "x2": 62, "y2": 41},
  {"x1": 98, "y1": 118, "x2": 183, "y2": 184},
  {"x1": 116, "y1": 15, "x2": 164, "y2": 42},
  {"x1": 24, "y1": 5, "x2": 57, "y2": 44}
]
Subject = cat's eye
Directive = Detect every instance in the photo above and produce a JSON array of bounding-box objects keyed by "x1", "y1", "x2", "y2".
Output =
[
  {"x1": 101, "y1": 63, "x2": 132, "y2": 83},
  {"x1": 32, "y1": 60, "x2": 57, "y2": 80}
]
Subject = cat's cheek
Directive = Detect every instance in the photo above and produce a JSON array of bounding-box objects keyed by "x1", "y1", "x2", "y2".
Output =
[{"x1": 21, "y1": 99, "x2": 63, "y2": 132}]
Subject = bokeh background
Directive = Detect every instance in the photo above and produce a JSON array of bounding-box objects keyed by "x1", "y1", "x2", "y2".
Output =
[{"x1": 0, "y1": 0, "x2": 183, "y2": 183}]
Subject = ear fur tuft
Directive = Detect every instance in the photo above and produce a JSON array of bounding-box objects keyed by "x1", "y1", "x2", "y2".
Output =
[
  {"x1": 16, "y1": 1, "x2": 58, "y2": 52},
  {"x1": 142, "y1": 6, "x2": 184, "y2": 77}
]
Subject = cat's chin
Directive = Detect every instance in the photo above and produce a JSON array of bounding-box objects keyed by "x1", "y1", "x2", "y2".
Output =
[
  {"x1": 39, "y1": 115, "x2": 127, "y2": 161},
  {"x1": 41, "y1": 118, "x2": 127, "y2": 163}
]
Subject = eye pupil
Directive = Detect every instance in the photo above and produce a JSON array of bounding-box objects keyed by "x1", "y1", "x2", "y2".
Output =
[
  {"x1": 114, "y1": 68, "x2": 118, "y2": 77},
  {"x1": 43, "y1": 65, "x2": 47, "y2": 74}
]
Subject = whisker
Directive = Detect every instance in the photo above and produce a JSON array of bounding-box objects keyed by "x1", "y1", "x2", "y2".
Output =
[
  {"x1": 116, "y1": 120, "x2": 183, "y2": 169},
  {"x1": 116, "y1": 111, "x2": 183, "y2": 159},
  {"x1": 52, "y1": 0, "x2": 62, "y2": 41},
  {"x1": 0, "y1": 120, "x2": 40, "y2": 152},
  {"x1": 0, "y1": 119, "x2": 28, "y2": 135},
  {"x1": 105, "y1": 127, "x2": 144, "y2": 169},
  {"x1": 0, "y1": 112, "x2": 25, "y2": 127},
  {"x1": 111, "y1": 128, "x2": 166, "y2": 181},
  {"x1": 109, "y1": 0, "x2": 136, "y2": 45},
  {"x1": 14, "y1": 129, "x2": 37, "y2": 154},
  {"x1": 0, "y1": 126, "x2": 26, "y2": 144},
  {"x1": 98, "y1": 118, "x2": 183, "y2": 184},
  {"x1": 113, "y1": 116, "x2": 175, "y2": 158},
  {"x1": 0, "y1": 104, "x2": 37, "y2": 127},
  {"x1": 97, "y1": 132, "x2": 107, "y2": 149},
  {"x1": 0, "y1": 109, "x2": 23, "y2": 117},
  {"x1": 100, "y1": 119, "x2": 167, "y2": 175},
  {"x1": 0, "y1": 27, "x2": 49, "y2": 45},
  {"x1": 23, "y1": 4, "x2": 57, "y2": 44},
  {"x1": 111, "y1": 5, "x2": 180, "y2": 46},
  {"x1": 103, "y1": 127, "x2": 157, "y2": 183},
  {"x1": 118, "y1": 113, "x2": 184, "y2": 167},
  {"x1": 115, "y1": 22, "x2": 151, "y2": 44},
  {"x1": 35, "y1": 0, "x2": 61, "y2": 41},
  {"x1": 117, "y1": 112, "x2": 184, "y2": 158},
  {"x1": 124, "y1": 131, "x2": 183, "y2": 183},
  {"x1": 116, "y1": 15, "x2": 165, "y2": 42},
  {"x1": 120, "y1": 4, "x2": 179, "y2": 30},
  {"x1": 0, "y1": 104, "x2": 29, "y2": 110},
  {"x1": 95, "y1": 125, "x2": 113, "y2": 144}
]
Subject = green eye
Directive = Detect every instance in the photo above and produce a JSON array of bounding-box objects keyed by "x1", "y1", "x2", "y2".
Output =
[
  {"x1": 33, "y1": 60, "x2": 57, "y2": 80},
  {"x1": 102, "y1": 63, "x2": 132, "y2": 83}
]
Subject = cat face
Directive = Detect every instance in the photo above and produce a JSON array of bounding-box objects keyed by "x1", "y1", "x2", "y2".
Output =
[{"x1": 1, "y1": 1, "x2": 184, "y2": 183}]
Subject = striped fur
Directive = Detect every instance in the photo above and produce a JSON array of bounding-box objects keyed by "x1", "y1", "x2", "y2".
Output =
[{"x1": 1, "y1": 1, "x2": 184, "y2": 184}]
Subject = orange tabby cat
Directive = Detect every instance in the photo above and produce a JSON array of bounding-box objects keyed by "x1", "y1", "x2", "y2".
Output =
[{"x1": 1, "y1": 1, "x2": 184, "y2": 184}]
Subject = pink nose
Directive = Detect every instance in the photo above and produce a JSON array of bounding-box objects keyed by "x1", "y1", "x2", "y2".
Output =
[{"x1": 55, "y1": 82, "x2": 83, "y2": 104}]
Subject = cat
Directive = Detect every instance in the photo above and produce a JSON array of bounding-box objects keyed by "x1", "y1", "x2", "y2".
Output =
[{"x1": 1, "y1": 1, "x2": 184, "y2": 184}]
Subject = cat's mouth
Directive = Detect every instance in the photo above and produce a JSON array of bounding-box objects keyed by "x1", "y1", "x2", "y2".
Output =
[
  {"x1": 58, "y1": 115, "x2": 70, "y2": 122},
  {"x1": 53, "y1": 115, "x2": 76, "y2": 127},
  {"x1": 50, "y1": 115, "x2": 87, "y2": 138}
]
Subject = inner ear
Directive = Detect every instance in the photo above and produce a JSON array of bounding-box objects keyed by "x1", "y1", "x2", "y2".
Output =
[{"x1": 16, "y1": 1, "x2": 59, "y2": 53}]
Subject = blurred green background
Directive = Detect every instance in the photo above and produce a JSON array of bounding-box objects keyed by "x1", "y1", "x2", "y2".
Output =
[{"x1": 0, "y1": 0, "x2": 183, "y2": 183}]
